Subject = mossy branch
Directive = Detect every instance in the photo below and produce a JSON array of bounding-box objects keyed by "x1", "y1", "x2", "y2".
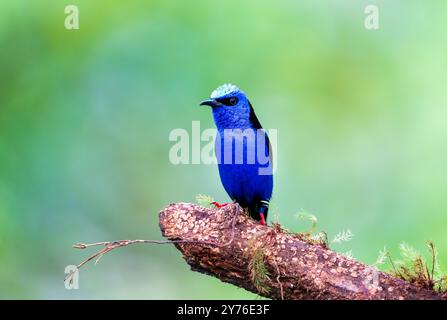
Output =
[{"x1": 159, "y1": 203, "x2": 446, "y2": 300}]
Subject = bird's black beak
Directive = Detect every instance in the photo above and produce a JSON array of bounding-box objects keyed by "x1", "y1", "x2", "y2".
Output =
[{"x1": 200, "y1": 99, "x2": 218, "y2": 107}]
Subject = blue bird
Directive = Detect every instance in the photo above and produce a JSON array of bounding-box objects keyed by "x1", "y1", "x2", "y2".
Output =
[{"x1": 200, "y1": 84, "x2": 273, "y2": 225}]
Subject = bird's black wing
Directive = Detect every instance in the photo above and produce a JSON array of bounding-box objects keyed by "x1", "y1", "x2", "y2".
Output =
[
  {"x1": 248, "y1": 100, "x2": 264, "y2": 130},
  {"x1": 248, "y1": 100, "x2": 273, "y2": 169}
]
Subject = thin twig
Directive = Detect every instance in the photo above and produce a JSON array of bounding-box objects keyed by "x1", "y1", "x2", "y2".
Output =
[
  {"x1": 66, "y1": 239, "x2": 215, "y2": 282},
  {"x1": 273, "y1": 261, "x2": 284, "y2": 300},
  {"x1": 220, "y1": 205, "x2": 240, "y2": 247},
  {"x1": 67, "y1": 206, "x2": 242, "y2": 282}
]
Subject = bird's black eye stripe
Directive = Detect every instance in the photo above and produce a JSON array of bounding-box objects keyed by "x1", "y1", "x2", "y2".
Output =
[{"x1": 217, "y1": 97, "x2": 238, "y2": 106}]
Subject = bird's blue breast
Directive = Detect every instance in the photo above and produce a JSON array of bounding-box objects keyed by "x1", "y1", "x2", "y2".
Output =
[{"x1": 215, "y1": 128, "x2": 273, "y2": 207}]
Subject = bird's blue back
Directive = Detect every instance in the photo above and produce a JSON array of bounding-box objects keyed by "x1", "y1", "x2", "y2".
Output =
[
  {"x1": 215, "y1": 128, "x2": 273, "y2": 207},
  {"x1": 206, "y1": 84, "x2": 273, "y2": 213}
]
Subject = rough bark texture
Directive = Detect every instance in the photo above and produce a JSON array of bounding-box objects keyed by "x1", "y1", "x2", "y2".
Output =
[{"x1": 159, "y1": 202, "x2": 445, "y2": 300}]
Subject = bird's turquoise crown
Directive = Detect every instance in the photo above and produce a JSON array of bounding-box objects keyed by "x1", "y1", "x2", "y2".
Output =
[{"x1": 210, "y1": 83, "x2": 240, "y2": 99}]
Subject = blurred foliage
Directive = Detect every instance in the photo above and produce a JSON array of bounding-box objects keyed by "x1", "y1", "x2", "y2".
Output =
[{"x1": 0, "y1": 0, "x2": 446, "y2": 299}]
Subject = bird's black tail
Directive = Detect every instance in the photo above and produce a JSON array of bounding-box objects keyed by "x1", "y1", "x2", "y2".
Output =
[{"x1": 248, "y1": 200, "x2": 269, "y2": 222}]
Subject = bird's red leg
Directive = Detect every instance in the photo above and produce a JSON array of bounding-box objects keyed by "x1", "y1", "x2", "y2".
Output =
[
  {"x1": 259, "y1": 213, "x2": 266, "y2": 225},
  {"x1": 211, "y1": 201, "x2": 231, "y2": 208}
]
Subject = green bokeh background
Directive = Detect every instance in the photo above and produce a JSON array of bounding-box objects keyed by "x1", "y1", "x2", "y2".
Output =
[{"x1": 1, "y1": 0, "x2": 446, "y2": 299}]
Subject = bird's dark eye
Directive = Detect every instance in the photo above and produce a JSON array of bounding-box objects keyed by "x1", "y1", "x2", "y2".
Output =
[
  {"x1": 217, "y1": 97, "x2": 239, "y2": 106},
  {"x1": 229, "y1": 97, "x2": 238, "y2": 106}
]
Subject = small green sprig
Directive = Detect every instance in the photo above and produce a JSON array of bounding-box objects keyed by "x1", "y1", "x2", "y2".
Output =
[{"x1": 195, "y1": 194, "x2": 215, "y2": 208}]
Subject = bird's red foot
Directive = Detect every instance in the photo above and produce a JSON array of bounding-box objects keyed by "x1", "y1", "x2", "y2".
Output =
[
  {"x1": 259, "y1": 213, "x2": 266, "y2": 225},
  {"x1": 211, "y1": 201, "x2": 230, "y2": 208}
]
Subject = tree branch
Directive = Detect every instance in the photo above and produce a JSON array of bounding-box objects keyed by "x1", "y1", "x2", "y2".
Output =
[{"x1": 159, "y1": 202, "x2": 445, "y2": 300}]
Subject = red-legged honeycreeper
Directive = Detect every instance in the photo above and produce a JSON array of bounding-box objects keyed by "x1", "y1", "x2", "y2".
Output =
[{"x1": 200, "y1": 84, "x2": 273, "y2": 225}]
